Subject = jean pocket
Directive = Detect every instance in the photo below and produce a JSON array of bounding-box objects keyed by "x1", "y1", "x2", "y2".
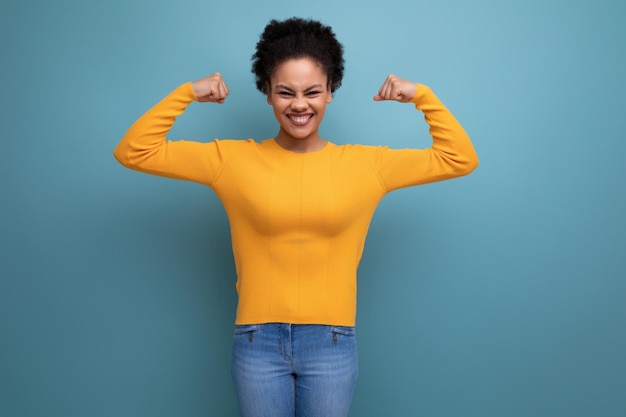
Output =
[
  {"x1": 233, "y1": 324, "x2": 260, "y2": 342},
  {"x1": 330, "y1": 326, "x2": 356, "y2": 342},
  {"x1": 233, "y1": 324, "x2": 260, "y2": 335}
]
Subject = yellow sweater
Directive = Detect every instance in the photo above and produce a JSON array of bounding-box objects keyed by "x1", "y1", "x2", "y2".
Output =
[{"x1": 114, "y1": 82, "x2": 478, "y2": 326}]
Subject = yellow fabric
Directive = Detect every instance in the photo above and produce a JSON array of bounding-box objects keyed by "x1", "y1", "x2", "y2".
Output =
[{"x1": 114, "y1": 82, "x2": 478, "y2": 325}]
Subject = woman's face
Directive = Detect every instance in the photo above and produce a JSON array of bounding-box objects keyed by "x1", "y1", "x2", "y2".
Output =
[{"x1": 267, "y1": 58, "x2": 333, "y2": 152}]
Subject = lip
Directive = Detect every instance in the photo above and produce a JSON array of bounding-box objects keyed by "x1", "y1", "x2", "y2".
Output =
[{"x1": 287, "y1": 113, "x2": 314, "y2": 126}]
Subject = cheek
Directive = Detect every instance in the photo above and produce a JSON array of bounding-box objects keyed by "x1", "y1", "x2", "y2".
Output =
[
  {"x1": 316, "y1": 102, "x2": 328, "y2": 117},
  {"x1": 270, "y1": 104, "x2": 284, "y2": 119}
]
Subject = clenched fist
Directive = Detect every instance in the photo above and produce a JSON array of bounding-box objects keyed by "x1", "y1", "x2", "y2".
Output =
[
  {"x1": 373, "y1": 75, "x2": 417, "y2": 103},
  {"x1": 191, "y1": 72, "x2": 230, "y2": 103}
]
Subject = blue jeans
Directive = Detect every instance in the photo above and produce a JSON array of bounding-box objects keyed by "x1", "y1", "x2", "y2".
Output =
[{"x1": 231, "y1": 323, "x2": 358, "y2": 417}]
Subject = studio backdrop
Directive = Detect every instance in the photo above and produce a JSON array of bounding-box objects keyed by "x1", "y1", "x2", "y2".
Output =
[{"x1": 1, "y1": 1, "x2": 624, "y2": 416}]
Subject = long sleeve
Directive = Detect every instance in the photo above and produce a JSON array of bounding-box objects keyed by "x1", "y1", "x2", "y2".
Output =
[
  {"x1": 373, "y1": 84, "x2": 479, "y2": 191},
  {"x1": 113, "y1": 83, "x2": 228, "y2": 186},
  {"x1": 112, "y1": 82, "x2": 478, "y2": 326}
]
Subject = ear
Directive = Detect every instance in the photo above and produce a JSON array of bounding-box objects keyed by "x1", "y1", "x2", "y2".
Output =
[
  {"x1": 327, "y1": 81, "x2": 333, "y2": 103},
  {"x1": 265, "y1": 83, "x2": 272, "y2": 105}
]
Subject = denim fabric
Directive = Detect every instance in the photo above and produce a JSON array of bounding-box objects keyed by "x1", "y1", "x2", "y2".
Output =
[{"x1": 231, "y1": 323, "x2": 358, "y2": 417}]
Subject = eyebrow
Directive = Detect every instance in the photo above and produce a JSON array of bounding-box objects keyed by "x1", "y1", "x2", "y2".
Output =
[{"x1": 274, "y1": 84, "x2": 324, "y2": 92}]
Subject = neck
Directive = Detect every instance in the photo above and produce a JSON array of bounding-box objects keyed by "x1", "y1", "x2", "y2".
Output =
[{"x1": 274, "y1": 132, "x2": 327, "y2": 153}]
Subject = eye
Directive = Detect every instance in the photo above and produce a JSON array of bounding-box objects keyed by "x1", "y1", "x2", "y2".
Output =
[
  {"x1": 306, "y1": 91, "x2": 321, "y2": 96},
  {"x1": 278, "y1": 91, "x2": 293, "y2": 97}
]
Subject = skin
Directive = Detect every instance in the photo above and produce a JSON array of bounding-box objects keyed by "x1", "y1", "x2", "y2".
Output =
[
  {"x1": 266, "y1": 58, "x2": 332, "y2": 152},
  {"x1": 191, "y1": 59, "x2": 418, "y2": 153}
]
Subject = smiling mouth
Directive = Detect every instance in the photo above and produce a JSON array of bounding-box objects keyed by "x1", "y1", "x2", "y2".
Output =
[{"x1": 288, "y1": 114, "x2": 313, "y2": 125}]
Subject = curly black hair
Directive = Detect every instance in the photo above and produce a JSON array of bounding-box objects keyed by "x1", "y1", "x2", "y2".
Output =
[{"x1": 251, "y1": 17, "x2": 345, "y2": 94}]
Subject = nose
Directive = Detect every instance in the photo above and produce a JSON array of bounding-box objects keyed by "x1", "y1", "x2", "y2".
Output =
[{"x1": 290, "y1": 97, "x2": 308, "y2": 111}]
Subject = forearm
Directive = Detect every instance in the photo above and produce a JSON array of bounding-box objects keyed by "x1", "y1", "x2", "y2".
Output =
[
  {"x1": 411, "y1": 85, "x2": 479, "y2": 176},
  {"x1": 113, "y1": 83, "x2": 197, "y2": 173}
]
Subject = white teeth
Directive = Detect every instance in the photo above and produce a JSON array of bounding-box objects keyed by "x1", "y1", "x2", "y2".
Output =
[{"x1": 290, "y1": 115, "x2": 311, "y2": 124}]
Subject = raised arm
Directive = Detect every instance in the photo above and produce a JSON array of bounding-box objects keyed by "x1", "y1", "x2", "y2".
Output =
[
  {"x1": 113, "y1": 73, "x2": 230, "y2": 184},
  {"x1": 372, "y1": 75, "x2": 479, "y2": 190}
]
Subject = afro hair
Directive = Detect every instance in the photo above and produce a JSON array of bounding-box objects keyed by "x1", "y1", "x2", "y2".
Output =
[{"x1": 251, "y1": 17, "x2": 345, "y2": 94}]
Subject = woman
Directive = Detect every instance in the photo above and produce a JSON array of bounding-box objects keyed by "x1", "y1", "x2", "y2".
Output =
[{"x1": 114, "y1": 17, "x2": 478, "y2": 417}]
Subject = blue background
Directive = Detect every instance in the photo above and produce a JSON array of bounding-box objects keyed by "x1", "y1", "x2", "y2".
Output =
[{"x1": 1, "y1": 0, "x2": 625, "y2": 416}]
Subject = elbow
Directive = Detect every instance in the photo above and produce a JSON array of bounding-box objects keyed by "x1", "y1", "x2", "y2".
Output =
[
  {"x1": 451, "y1": 151, "x2": 479, "y2": 177},
  {"x1": 113, "y1": 143, "x2": 134, "y2": 169},
  {"x1": 458, "y1": 133, "x2": 479, "y2": 176},
  {"x1": 463, "y1": 153, "x2": 479, "y2": 175},
  {"x1": 459, "y1": 140, "x2": 480, "y2": 175},
  {"x1": 113, "y1": 146, "x2": 126, "y2": 166}
]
